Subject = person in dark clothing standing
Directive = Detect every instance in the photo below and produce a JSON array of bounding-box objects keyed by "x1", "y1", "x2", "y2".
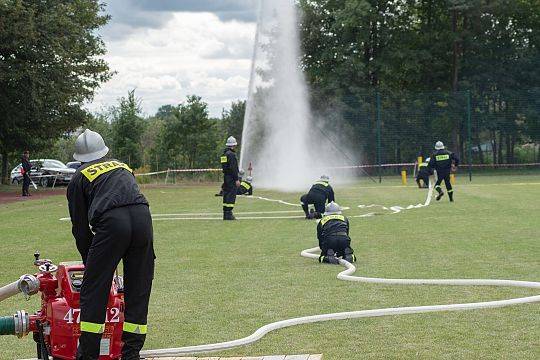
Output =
[
  {"x1": 221, "y1": 136, "x2": 240, "y2": 220},
  {"x1": 21, "y1": 150, "x2": 32, "y2": 196},
  {"x1": 300, "y1": 175, "x2": 335, "y2": 219},
  {"x1": 415, "y1": 157, "x2": 433, "y2": 189},
  {"x1": 237, "y1": 176, "x2": 253, "y2": 196},
  {"x1": 428, "y1": 141, "x2": 459, "y2": 202},
  {"x1": 67, "y1": 129, "x2": 155, "y2": 360},
  {"x1": 317, "y1": 202, "x2": 356, "y2": 264}
]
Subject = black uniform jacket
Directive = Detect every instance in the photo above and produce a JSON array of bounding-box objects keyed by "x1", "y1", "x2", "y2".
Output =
[
  {"x1": 237, "y1": 181, "x2": 253, "y2": 195},
  {"x1": 220, "y1": 148, "x2": 239, "y2": 181},
  {"x1": 428, "y1": 149, "x2": 459, "y2": 173},
  {"x1": 317, "y1": 214, "x2": 350, "y2": 243},
  {"x1": 309, "y1": 181, "x2": 335, "y2": 202},
  {"x1": 22, "y1": 157, "x2": 32, "y2": 174},
  {"x1": 67, "y1": 158, "x2": 148, "y2": 261}
]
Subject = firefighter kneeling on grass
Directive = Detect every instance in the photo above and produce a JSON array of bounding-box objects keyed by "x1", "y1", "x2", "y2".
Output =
[
  {"x1": 67, "y1": 129, "x2": 154, "y2": 360},
  {"x1": 237, "y1": 176, "x2": 253, "y2": 196},
  {"x1": 317, "y1": 202, "x2": 356, "y2": 264},
  {"x1": 221, "y1": 136, "x2": 240, "y2": 220},
  {"x1": 416, "y1": 157, "x2": 433, "y2": 189},
  {"x1": 300, "y1": 175, "x2": 335, "y2": 219}
]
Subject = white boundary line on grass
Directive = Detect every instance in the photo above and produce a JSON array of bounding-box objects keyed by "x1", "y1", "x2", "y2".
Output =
[{"x1": 141, "y1": 246, "x2": 540, "y2": 357}]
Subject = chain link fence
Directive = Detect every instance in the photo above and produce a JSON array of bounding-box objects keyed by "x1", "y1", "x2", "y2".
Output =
[{"x1": 315, "y1": 88, "x2": 540, "y2": 181}]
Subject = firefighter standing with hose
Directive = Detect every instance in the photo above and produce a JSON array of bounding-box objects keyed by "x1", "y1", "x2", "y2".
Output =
[
  {"x1": 300, "y1": 175, "x2": 335, "y2": 219},
  {"x1": 21, "y1": 150, "x2": 32, "y2": 196},
  {"x1": 428, "y1": 141, "x2": 459, "y2": 202},
  {"x1": 221, "y1": 136, "x2": 240, "y2": 220},
  {"x1": 317, "y1": 202, "x2": 356, "y2": 264},
  {"x1": 67, "y1": 129, "x2": 155, "y2": 360}
]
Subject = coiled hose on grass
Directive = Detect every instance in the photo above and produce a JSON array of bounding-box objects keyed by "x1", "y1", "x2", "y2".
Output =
[{"x1": 140, "y1": 247, "x2": 540, "y2": 358}]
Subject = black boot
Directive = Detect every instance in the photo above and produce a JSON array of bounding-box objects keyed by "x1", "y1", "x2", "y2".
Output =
[
  {"x1": 436, "y1": 187, "x2": 444, "y2": 201},
  {"x1": 223, "y1": 211, "x2": 236, "y2": 220},
  {"x1": 343, "y1": 247, "x2": 356, "y2": 263},
  {"x1": 448, "y1": 191, "x2": 454, "y2": 202},
  {"x1": 319, "y1": 249, "x2": 339, "y2": 264}
]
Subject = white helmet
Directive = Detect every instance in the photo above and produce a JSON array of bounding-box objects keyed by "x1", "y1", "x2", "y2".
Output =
[
  {"x1": 73, "y1": 129, "x2": 109, "y2": 162},
  {"x1": 246, "y1": 176, "x2": 253, "y2": 183},
  {"x1": 320, "y1": 174, "x2": 330, "y2": 182},
  {"x1": 226, "y1": 136, "x2": 238, "y2": 147},
  {"x1": 324, "y1": 201, "x2": 342, "y2": 215},
  {"x1": 435, "y1": 141, "x2": 445, "y2": 150}
]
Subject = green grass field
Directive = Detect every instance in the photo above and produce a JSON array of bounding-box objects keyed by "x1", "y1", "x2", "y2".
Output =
[{"x1": 0, "y1": 174, "x2": 539, "y2": 359}]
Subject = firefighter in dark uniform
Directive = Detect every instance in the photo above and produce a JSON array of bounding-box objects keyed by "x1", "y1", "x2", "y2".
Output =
[
  {"x1": 300, "y1": 175, "x2": 335, "y2": 219},
  {"x1": 67, "y1": 129, "x2": 154, "y2": 360},
  {"x1": 21, "y1": 150, "x2": 32, "y2": 196},
  {"x1": 221, "y1": 136, "x2": 240, "y2": 220},
  {"x1": 428, "y1": 141, "x2": 459, "y2": 202},
  {"x1": 237, "y1": 176, "x2": 253, "y2": 196},
  {"x1": 415, "y1": 157, "x2": 433, "y2": 188},
  {"x1": 317, "y1": 202, "x2": 356, "y2": 264}
]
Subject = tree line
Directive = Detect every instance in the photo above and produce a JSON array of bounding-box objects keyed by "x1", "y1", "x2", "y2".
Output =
[
  {"x1": 36, "y1": 91, "x2": 246, "y2": 173},
  {"x1": 0, "y1": 0, "x2": 244, "y2": 183},
  {"x1": 299, "y1": 0, "x2": 540, "y2": 164},
  {"x1": 2, "y1": 0, "x2": 539, "y2": 183}
]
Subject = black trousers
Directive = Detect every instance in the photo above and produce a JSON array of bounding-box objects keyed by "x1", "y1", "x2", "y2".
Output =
[
  {"x1": 22, "y1": 174, "x2": 30, "y2": 195},
  {"x1": 320, "y1": 235, "x2": 352, "y2": 257},
  {"x1": 222, "y1": 175, "x2": 237, "y2": 212},
  {"x1": 78, "y1": 204, "x2": 155, "y2": 360},
  {"x1": 435, "y1": 171, "x2": 452, "y2": 192},
  {"x1": 300, "y1": 193, "x2": 325, "y2": 216}
]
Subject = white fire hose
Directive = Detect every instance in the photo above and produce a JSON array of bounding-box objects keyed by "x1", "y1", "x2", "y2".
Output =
[
  {"x1": 0, "y1": 275, "x2": 40, "y2": 303},
  {"x1": 141, "y1": 247, "x2": 540, "y2": 358}
]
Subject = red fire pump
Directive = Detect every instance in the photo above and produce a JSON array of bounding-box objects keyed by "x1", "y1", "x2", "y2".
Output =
[{"x1": 0, "y1": 252, "x2": 124, "y2": 359}]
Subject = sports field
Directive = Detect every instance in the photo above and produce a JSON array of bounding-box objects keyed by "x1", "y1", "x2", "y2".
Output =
[{"x1": 0, "y1": 174, "x2": 539, "y2": 359}]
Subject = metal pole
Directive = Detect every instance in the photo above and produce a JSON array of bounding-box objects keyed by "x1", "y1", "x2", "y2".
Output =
[
  {"x1": 376, "y1": 92, "x2": 382, "y2": 183},
  {"x1": 467, "y1": 90, "x2": 472, "y2": 181}
]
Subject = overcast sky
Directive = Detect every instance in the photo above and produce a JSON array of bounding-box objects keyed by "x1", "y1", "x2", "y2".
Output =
[{"x1": 87, "y1": 0, "x2": 258, "y2": 117}]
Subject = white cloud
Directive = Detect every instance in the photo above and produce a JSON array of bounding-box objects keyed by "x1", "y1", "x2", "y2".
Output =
[{"x1": 87, "y1": 12, "x2": 255, "y2": 117}]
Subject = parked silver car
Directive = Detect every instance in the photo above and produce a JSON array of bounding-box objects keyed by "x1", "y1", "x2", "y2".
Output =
[{"x1": 10, "y1": 159, "x2": 76, "y2": 187}]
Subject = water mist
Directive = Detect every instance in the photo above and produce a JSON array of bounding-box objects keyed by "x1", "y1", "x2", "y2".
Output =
[{"x1": 240, "y1": 0, "x2": 352, "y2": 191}]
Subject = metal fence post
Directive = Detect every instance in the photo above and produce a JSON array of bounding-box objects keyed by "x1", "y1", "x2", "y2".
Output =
[
  {"x1": 376, "y1": 91, "x2": 382, "y2": 183},
  {"x1": 467, "y1": 90, "x2": 472, "y2": 181}
]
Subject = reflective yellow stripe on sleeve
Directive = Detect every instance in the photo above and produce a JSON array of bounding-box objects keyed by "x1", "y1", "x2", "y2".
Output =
[
  {"x1": 241, "y1": 182, "x2": 251, "y2": 190},
  {"x1": 123, "y1": 322, "x2": 148, "y2": 334},
  {"x1": 80, "y1": 321, "x2": 105, "y2": 334},
  {"x1": 80, "y1": 161, "x2": 133, "y2": 182},
  {"x1": 220, "y1": 156, "x2": 228, "y2": 163}
]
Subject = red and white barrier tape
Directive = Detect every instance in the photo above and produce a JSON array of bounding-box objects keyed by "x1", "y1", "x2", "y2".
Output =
[{"x1": 133, "y1": 162, "x2": 540, "y2": 177}]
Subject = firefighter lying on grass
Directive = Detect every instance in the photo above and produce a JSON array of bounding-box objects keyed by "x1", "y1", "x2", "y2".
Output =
[{"x1": 317, "y1": 202, "x2": 356, "y2": 264}]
